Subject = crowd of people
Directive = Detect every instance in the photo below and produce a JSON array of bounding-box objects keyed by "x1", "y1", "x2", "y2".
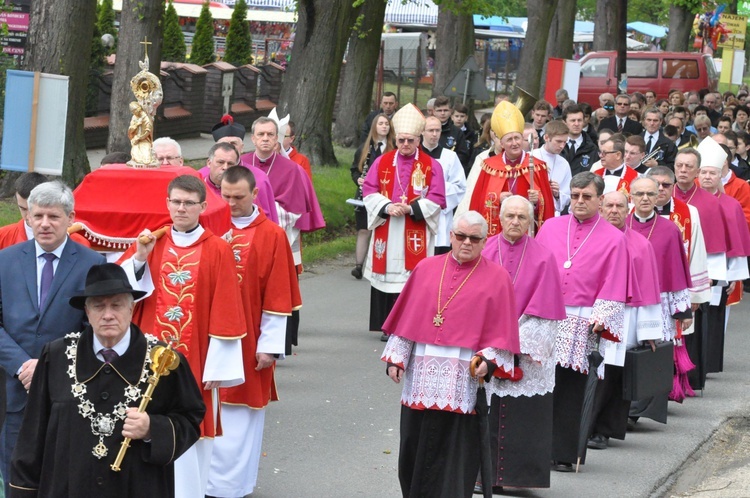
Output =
[
  {"x1": 0, "y1": 112, "x2": 324, "y2": 497},
  {"x1": 356, "y1": 88, "x2": 750, "y2": 497}
]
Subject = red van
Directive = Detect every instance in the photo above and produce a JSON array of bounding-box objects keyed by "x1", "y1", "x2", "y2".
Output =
[{"x1": 576, "y1": 51, "x2": 718, "y2": 107}]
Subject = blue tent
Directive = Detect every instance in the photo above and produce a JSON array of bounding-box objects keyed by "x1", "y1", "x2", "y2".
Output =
[{"x1": 627, "y1": 21, "x2": 668, "y2": 38}]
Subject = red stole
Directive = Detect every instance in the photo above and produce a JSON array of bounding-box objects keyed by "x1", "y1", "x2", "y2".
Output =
[
  {"x1": 468, "y1": 151, "x2": 554, "y2": 236},
  {"x1": 371, "y1": 149, "x2": 433, "y2": 275},
  {"x1": 669, "y1": 198, "x2": 693, "y2": 259},
  {"x1": 595, "y1": 166, "x2": 639, "y2": 194}
]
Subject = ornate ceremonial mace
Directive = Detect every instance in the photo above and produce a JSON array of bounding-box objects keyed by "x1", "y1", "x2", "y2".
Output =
[
  {"x1": 111, "y1": 340, "x2": 180, "y2": 472},
  {"x1": 527, "y1": 133, "x2": 535, "y2": 237}
]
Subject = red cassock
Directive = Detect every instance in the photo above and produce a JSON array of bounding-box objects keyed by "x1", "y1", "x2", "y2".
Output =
[
  {"x1": 223, "y1": 209, "x2": 302, "y2": 408},
  {"x1": 468, "y1": 152, "x2": 555, "y2": 236},
  {"x1": 132, "y1": 228, "x2": 246, "y2": 438},
  {"x1": 288, "y1": 146, "x2": 313, "y2": 180},
  {"x1": 0, "y1": 219, "x2": 91, "y2": 250},
  {"x1": 72, "y1": 164, "x2": 231, "y2": 250}
]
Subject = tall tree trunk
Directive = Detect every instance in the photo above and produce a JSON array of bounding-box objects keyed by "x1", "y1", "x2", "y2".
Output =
[
  {"x1": 433, "y1": 6, "x2": 474, "y2": 97},
  {"x1": 593, "y1": 0, "x2": 619, "y2": 51},
  {"x1": 515, "y1": 0, "x2": 557, "y2": 99},
  {"x1": 666, "y1": 4, "x2": 693, "y2": 52},
  {"x1": 333, "y1": 0, "x2": 387, "y2": 148},
  {"x1": 23, "y1": 0, "x2": 97, "y2": 186},
  {"x1": 107, "y1": 0, "x2": 163, "y2": 154},
  {"x1": 541, "y1": 0, "x2": 576, "y2": 97},
  {"x1": 615, "y1": 0, "x2": 627, "y2": 84},
  {"x1": 278, "y1": 0, "x2": 356, "y2": 166}
]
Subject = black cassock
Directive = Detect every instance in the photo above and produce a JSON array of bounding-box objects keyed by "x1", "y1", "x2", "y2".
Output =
[{"x1": 10, "y1": 325, "x2": 205, "y2": 498}]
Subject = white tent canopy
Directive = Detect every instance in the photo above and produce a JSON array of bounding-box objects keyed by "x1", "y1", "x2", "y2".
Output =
[{"x1": 112, "y1": 0, "x2": 296, "y2": 22}]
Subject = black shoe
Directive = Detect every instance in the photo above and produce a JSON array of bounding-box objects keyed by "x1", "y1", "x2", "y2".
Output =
[
  {"x1": 587, "y1": 433, "x2": 608, "y2": 450},
  {"x1": 627, "y1": 417, "x2": 637, "y2": 431},
  {"x1": 552, "y1": 461, "x2": 573, "y2": 472},
  {"x1": 351, "y1": 265, "x2": 363, "y2": 279},
  {"x1": 380, "y1": 333, "x2": 388, "y2": 342}
]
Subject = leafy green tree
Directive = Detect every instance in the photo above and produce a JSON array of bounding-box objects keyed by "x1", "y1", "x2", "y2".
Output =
[
  {"x1": 224, "y1": 0, "x2": 251, "y2": 66},
  {"x1": 190, "y1": 1, "x2": 215, "y2": 65},
  {"x1": 162, "y1": 0, "x2": 186, "y2": 62},
  {"x1": 97, "y1": 0, "x2": 117, "y2": 53}
]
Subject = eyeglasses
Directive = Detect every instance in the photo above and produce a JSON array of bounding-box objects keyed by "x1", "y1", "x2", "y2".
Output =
[
  {"x1": 157, "y1": 155, "x2": 182, "y2": 164},
  {"x1": 657, "y1": 182, "x2": 674, "y2": 188},
  {"x1": 632, "y1": 191, "x2": 658, "y2": 198},
  {"x1": 695, "y1": 126, "x2": 709, "y2": 132},
  {"x1": 397, "y1": 137, "x2": 416, "y2": 144},
  {"x1": 453, "y1": 232, "x2": 485, "y2": 243},
  {"x1": 168, "y1": 199, "x2": 202, "y2": 208},
  {"x1": 616, "y1": 102, "x2": 629, "y2": 106},
  {"x1": 570, "y1": 193, "x2": 596, "y2": 201},
  {"x1": 600, "y1": 150, "x2": 620, "y2": 155}
]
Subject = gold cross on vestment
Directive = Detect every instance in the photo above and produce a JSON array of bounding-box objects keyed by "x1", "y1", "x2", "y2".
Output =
[{"x1": 140, "y1": 37, "x2": 152, "y2": 59}]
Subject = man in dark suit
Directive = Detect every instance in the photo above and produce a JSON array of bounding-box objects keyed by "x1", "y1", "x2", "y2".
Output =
[
  {"x1": 562, "y1": 104, "x2": 599, "y2": 176},
  {"x1": 598, "y1": 94, "x2": 644, "y2": 136},
  {"x1": 641, "y1": 108, "x2": 677, "y2": 171},
  {"x1": 0, "y1": 181, "x2": 105, "y2": 494},
  {"x1": 359, "y1": 92, "x2": 398, "y2": 145}
]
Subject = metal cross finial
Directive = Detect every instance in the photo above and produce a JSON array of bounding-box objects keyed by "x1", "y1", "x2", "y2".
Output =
[{"x1": 140, "y1": 37, "x2": 152, "y2": 59}]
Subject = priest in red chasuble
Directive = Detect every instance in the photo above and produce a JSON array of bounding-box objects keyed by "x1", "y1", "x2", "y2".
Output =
[
  {"x1": 206, "y1": 166, "x2": 301, "y2": 497},
  {"x1": 123, "y1": 175, "x2": 246, "y2": 498},
  {"x1": 458, "y1": 101, "x2": 555, "y2": 236},
  {"x1": 361, "y1": 103, "x2": 446, "y2": 341},
  {"x1": 382, "y1": 211, "x2": 521, "y2": 498}
]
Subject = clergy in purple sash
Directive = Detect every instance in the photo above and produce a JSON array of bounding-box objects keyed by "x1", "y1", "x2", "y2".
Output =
[
  {"x1": 208, "y1": 115, "x2": 279, "y2": 224},
  {"x1": 381, "y1": 211, "x2": 521, "y2": 498},
  {"x1": 697, "y1": 140, "x2": 750, "y2": 375},
  {"x1": 362, "y1": 103, "x2": 446, "y2": 340},
  {"x1": 535, "y1": 172, "x2": 628, "y2": 472},
  {"x1": 239, "y1": 117, "x2": 325, "y2": 265},
  {"x1": 648, "y1": 166, "x2": 711, "y2": 305},
  {"x1": 590, "y1": 191, "x2": 663, "y2": 445},
  {"x1": 673, "y1": 145, "x2": 729, "y2": 282},
  {"x1": 481, "y1": 195, "x2": 565, "y2": 490},
  {"x1": 629, "y1": 177, "x2": 693, "y2": 342}
]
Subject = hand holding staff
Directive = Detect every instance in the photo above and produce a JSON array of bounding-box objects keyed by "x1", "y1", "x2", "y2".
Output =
[{"x1": 111, "y1": 343, "x2": 180, "y2": 472}]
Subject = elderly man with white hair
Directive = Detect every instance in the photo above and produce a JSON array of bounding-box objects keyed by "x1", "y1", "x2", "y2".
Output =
[
  {"x1": 480, "y1": 195, "x2": 565, "y2": 491},
  {"x1": 382, "y1": 210, "x2": 521, "y2": 497},
  {"x1": 362, "y1": 103, "x2": 446, "y2": 341},
  {"x1": 153, "y1": 137, "x2": 184, "y2": 166}
]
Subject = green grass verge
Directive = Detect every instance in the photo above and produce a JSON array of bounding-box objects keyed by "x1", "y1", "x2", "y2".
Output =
[
  {"x1": 0, "y1": 200, "x2": 20, "y2": 226},
  {"x1": 302, "y1": 145, "x2": 357, "y2": 265}
]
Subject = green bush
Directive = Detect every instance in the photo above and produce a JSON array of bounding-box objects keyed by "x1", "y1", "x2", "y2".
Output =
[
  {"x1": 190, "y1": 2, "x2": 215, "y2": 65},
  {"x1": 162, "y1": 0, "x2": 186, "y2": 63},
  {"x1": 224, "y1": 0, "x2": 251, "y2": 66},
  {"x1": 97, "y1": 0, "x2": 117, "y2": 54}
]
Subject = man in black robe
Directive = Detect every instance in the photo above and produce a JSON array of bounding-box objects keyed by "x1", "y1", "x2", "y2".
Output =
[{"x1": 10, "y1": 264, "x2": 205, "y2": 497}]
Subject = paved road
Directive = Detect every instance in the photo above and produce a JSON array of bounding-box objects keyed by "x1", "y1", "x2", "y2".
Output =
[{"x1": 251, "y1": 261, "x2": 750, "y2": 498}]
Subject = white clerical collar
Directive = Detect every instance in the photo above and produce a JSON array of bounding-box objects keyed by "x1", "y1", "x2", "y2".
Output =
[
  {"x1": 231, "y1": 205, "x2": 260, "y2": 229},
  {"x1": 171, "y1": 225, "x2": 204, "y2": 247},
  {"x1": 722, "y1": 170, "x2": 733, "y2": 185},
  {"x1": 24, "y1": 221, "x2": 33, "y2": 240},
  {"x1": 284, "y1": 146, "x2": 293, "y2": 155},
  {"x1": 93, "y1": 326, "x2": 131, "y2": 360},
  {"x1": 634, "y1": 210, "x2": 656, "y2": 223},
  {"x1": 35, "y1": 237, "x2": 67, "y2": 259}
]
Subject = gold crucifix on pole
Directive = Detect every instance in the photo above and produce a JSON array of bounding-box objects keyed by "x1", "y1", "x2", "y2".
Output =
[{"x1": 140, "y1": 37, "x2": 152, "y2": 59}]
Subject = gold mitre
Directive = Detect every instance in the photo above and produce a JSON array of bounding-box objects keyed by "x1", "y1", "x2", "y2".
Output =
[
  {"x1": 391, "y1": 103, "x2": 425, "y2": 136},
  {"x1": 491, "y1": 101, "x2": 525, "y2": 139},
  {"x1": 696, "y1": 135, "x2": 727, "y2": 169}
]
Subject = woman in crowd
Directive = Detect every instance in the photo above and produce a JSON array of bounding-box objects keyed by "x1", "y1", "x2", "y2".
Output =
[{"x1": 349, "y1": 114, "x2": 395, "y2": 279}]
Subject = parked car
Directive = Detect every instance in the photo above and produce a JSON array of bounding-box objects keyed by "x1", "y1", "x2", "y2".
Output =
[{"x1": 576, "y1": 51, "x2": 718, "y2": 107}]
